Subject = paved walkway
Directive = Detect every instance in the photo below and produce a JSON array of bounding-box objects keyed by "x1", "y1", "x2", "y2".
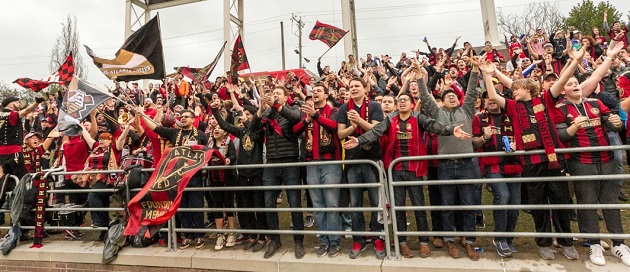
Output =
[{"x1": 0, "y1": 239, "x2": 627, "y2": 272}]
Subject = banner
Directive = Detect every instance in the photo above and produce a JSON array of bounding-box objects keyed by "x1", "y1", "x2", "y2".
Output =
[
  {"x1": 57, "y1": 77, "x2": 114, "y2": 135},
  {"x1": 230, "y1": 35, "x2": 249, "y2": 74},
  {"x1": 124, "y1": 146, "x2": 224, "y2": 236},
  {"x1": 309, "y1": 21, "x2": 348, "y2": 48},
  {"x1": 13, "y1": 53, "x2": 75, "y2": 92},
  {"x1": 85, "y1": 15, "x2": 165, "y2": 81},
  {"x1": 173, "y1": 41, "x2": 227, "y2": 83}
]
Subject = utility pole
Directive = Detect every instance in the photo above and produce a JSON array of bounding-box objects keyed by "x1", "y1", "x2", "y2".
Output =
[
  {"x1": 291, "y1": 14, "x2": 304, "y2": 68},
  {"x1": 280, "y1": 21, "x2": 286, "y2": 70}
]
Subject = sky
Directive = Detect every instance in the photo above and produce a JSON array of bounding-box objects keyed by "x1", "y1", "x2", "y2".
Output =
[{"x1": 1, "y1": 0, "x2": 629, "y2": 89}]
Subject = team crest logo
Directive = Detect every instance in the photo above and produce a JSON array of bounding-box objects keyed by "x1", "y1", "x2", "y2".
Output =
[
  {"x1": 406, "y1": 123, "x2": 412, "y2": 132},
  {"x1": 150, "y1": 146, "x2": 208, "y2": 192},
  {"x1": 242, "y1": 135, "x2": 255, "y2": 151},
  {"x1": 321, "y1": 130, "x2": 332, "y2": 146},
  {"x1": 64, "y1": 89, "x2": 94, "y2": 118},
  {"x1": 590, "y1": 108, "x2": 599, "y2": 115}
]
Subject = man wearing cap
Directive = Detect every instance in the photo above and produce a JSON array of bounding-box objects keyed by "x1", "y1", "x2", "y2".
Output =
[
  {"x1": 420, "y1": 56, "x2": 482, "y2": 260},
  {"x1": 23, "y1": 131, "x2": 59, "y2": 174}
]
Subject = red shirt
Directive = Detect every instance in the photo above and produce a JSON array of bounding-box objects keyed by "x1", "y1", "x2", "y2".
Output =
[{"x1": 62, "y1": 136, "x2": 90, "y2": 178}]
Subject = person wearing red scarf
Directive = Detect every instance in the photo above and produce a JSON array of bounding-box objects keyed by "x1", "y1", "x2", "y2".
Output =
[
  {"x1": 336, "y1": 77, "x2": 385, "y2": 260},
  {"x1": 482, "y1": 47, "x2": 582, "y2": 261}
]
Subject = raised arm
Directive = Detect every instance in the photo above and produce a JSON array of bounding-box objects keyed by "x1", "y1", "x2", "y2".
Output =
[
  {"x1": 479, "y1": 60, "x2": 506, "y2": 108},
  {"x1": 581, "y1": 42, "x2": 625, "y2": 96},
  {"x1": 549, "y1": 47, "x2": 585, "y2": 98}
]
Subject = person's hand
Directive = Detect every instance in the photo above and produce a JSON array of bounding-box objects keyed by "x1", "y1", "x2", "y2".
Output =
[
  {"x1": 609, "y1": 114, "x2": 622, "y2": 127},
  {"x1": 347, "y1": 109, "x2": 360, "y2": 123},
  {"x1": 572, "y1": 115, "x2": 589, "y2": 129},
  {"x1": 607, "y1": 41, "x2": 625, "y2": 58},
  {"x1": 482, "y1": 125, "x2": 495, "y2": 140},
  {"x1": 262, "y1": 94, "x2": 274, "y2": 107},
  {"x1": 568, "y1": 46, "x2": 586, "y2": 61},
  {"x1": 210, "y1": 99, "x2": 222, "y2": 109},
  {"x1": 479, "y1": 59, "x2": 496, "y2": 75},
  {"x1": 470, "y1": 55, "x2": 482, "y2": 67},
  {"x1": 453, "y1": 125, "x2": 471, "y2": 140},
  {"x1": 300, "y1": 102, "x2": 316, "y2": 117},
  {"x1": 343, "y1": 136, "x2": 359, "y2": 149},
  {"x1": 225, "y1": 158, "x2": 231, "y2": 165},
  {"x1": 126, "y1": 116, "x2": 136, "y2": 126},
  {"x1": 510, "y1": 141, "x2": 516, "y2": 151}
]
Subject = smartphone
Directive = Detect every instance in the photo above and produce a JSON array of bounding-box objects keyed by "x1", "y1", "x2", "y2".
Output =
[
  {"x1": 423, "y1": 36, "x2": 428, "y2": 42},
  {"x1": 571, "y1": 40, "x2": 582, "y2": 51}
]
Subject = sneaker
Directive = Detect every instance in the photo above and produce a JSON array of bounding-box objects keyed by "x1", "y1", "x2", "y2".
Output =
[
  {"x1": 214, "y1": 234, "x2": 225, "y2": 250},
  {"x1": 562, "y1": 246, "x2": 579, "y2": 260},
  {"x1": 264, "y1": 241, "x2": 282, "y2": 259},
  {"x1": 349, "y1": 241, "x2": 367, "y2": 259},
  {"x1": 475, "y1": 214, "x2": 485, "y2": 229},
  {"x1": 399, "y1": 243, "x2": 414, "y2": 258},
  {"x1": 465, "y1": 244, "x2": 480, "y2": 261},
  {"x1": 539, "y1": 247, "x2": 555, "y2": 260},
  {"x1": 225, "y1": 233, "x2": 236, "y2": 247},
  {"x1": 295, "y1": 241, "x2": 305, "y2": 259},
  {"x1": 508, "y1": 243, "x2": 518, "y2": 253},
  {"x1": 344, "y1": 227, "x2": 352, "y2": 240},
  {"x1": 432, "y1": 238, "x2": 444, "y2": 249},
  {"x1": 601, "y1": 241, "x2": 610, "y2": 250},
  {"x1": 316, "y1": 244, "x2": 329, "y2": 257},
  {"x1": 252, "y1": 240, "x2": 268, "y2": 252},
  {"x1": 374, "y1": 239, "x2": 387, "y2": 260},
  {"x1": 244, "y1": 239, "x2": 256, "y2": 251},
  {"x1": 419, "y1": 244, "x2": 431, "y2": 258},
  {"x1": 180, "y1": 238, "x2": 193, "y2": 249},
  {"x1": 158, "y1": 238, "x2": 167, "y2": 247},
  {"x1": 446, "y1": 242, "x2": 461, "y2": 259},
  {"x1": 328, "y1": 245, "x2": 340, "y2": 258},
  {"x1": 619, "y1": 191, "x2": 628, "y2": 202},
  {"x1": 195, "y1": 238, "x2": 205, "y2": 249},
  {"x1": 493, "y1": 239, "x2": 512, "y2": 258},
  {"x1": 235, "y1": 234, "x2": 248, "y2": 245},
  {"x1": 612, "y1": 244, "x2": 630, "y2": 266},
  {"x1": 304, "y1": 214, "x2": 315, "y2": 228},
  {"x1": 589, "y1": 244, "x2": 606, "y2": 266},
  {"x1": 205, "y1": 221, "x2": 216, "y2": 228}
]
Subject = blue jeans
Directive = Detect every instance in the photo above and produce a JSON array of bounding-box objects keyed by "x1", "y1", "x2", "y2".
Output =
[
  {"x1": 608, "y1": 132, "x2": 624, "y2": 187},
  {"x1": 263, "y1": 166, "x2": 303, "y2": 242},
  {"x1": 346, "y1": 163, "x2": 383, "y2": 244},
  {"x1": 392, "y1": 170, "x2": 429, "y2": 244},
  {"x1": 486, "y1": 173, "x2": 521, "y2": 243},
  {"x1": 179, "y1": 176, "x2": 205, "y2": 239},
  {"x1": 438, "y1": 159, "x2": 479, "y2": 244},
  {"x1": 87, "y1": 182, "x2": 113, "y2": 227},
  {"x1": 307, "y1": 164, "x2": 342, "y2": 246},
  {"x1": 471, "y1": 158, "x2": 483, "y2": 216}
]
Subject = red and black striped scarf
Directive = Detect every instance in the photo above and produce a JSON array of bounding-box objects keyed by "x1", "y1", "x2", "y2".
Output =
[
  {"x1": 516, "y1": 97, "x2": 561, "y2": 169},
  {"x1": 346, "y1": 97, "x2": 369, "y2": 136}
]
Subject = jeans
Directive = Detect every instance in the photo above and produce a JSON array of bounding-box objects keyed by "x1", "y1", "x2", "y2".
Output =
[
  {"x1": 608, "y1": 132, "x2": 624, "y2": 187},
  {"x1": 306, "y1": 164, "x2": 342, "y2": 246},
  {"x1": 569, "y1": 161, "x2": 624, "y2": 245},
  {"x1": 427, "y1": 167, "x2": 443, "y2": 238},
  {"x1": 235, "y1": 174, "x2": 267, "y2": 241},
  {"x1": 346, "y1": 163, "x2": 383, "y2": 244},
  {"x1": 179, "y1": 176, "x2": 205, "y2": 239},
  {"x1": 438, "y1": 159, "x2": 479, "y2": 244},
  {"x1": 486, "y1": 173, "x2": 521, "y2": 243},
  {"x1": 471, "y1": 158, "x2": 483, "y2": 217},
  {"x1": 263, "y1": 166, "x2": 303, "y2": 243},
  {"x1": 87, "y1": 182, "x2": 113, "y2": 227},
  {"x1": 392, "y1": 170, "x2": 429, "y2": 244}
]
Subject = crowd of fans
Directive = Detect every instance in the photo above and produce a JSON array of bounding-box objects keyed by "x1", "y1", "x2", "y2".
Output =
[{"x1": 2, "y1": 14, "x2": 630, "y2": 267}]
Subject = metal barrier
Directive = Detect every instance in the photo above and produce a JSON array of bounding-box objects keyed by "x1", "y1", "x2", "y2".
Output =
[
  {"x1": 10, "y1": 159, "x2": 392, "y2": 257},
  {"x1": 387, "y1": 145, "x2": 630, "y2": 259}
]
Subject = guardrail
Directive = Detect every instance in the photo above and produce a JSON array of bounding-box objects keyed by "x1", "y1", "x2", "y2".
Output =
[{"x1": 386, "y1": 145, "x2": 630, "y2": 259}]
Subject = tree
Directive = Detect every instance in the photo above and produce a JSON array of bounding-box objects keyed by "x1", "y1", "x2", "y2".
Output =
[
  {"x1": 564, "y1": 0, "x2": 624, "y2": 36},
  {"x1": 496, "y1": 2, "x2": 566, "y2": 38},
  {"x1": 49, "y1": 15, "x2": 88, "y2": 79},
  {"x1": 0, "y1": 81, "x2": 37, "y2": 106}
]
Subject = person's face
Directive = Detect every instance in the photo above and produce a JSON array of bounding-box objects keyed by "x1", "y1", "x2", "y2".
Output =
[
  {"x1": 563, "y1": 77, "x2": 582, "y2": 101},
  {"x1": 457, "y1": 59, "x2": 466, "y2": 68},
  {"x1": 443, "y1": 92, "x2": 459, "y2": 110},
  {"x1": 542, "y1": 77, "x2": 557, "y2": 90},
  {"x1": 312, "y1": 86, "x2": 327, "y2": 104},
  {"x1": 156, "y1": 98, "x2": 164, "y2": 105},
  {"x1": 581, "y1": 38, "x2": 590, "y2": 47},
  {"x1": 243, "y1": 110, "x2": 254, "y2": 122},
  {"x1": 272, "y1": 88, "x2": 287, "y2": 105},
  {"x1": 486, "y1": 98, "x2": 499, "y2": 112},
  {"x1": 461, "y1": 55, "x2": 470, "y2": 63},
  {"x1": 179, "y1": 112, "x2": 195, "y2": 128},
  {"x1": 96, "y1": 114, "x2": 105, "y2": 123},
  {"x1": 510, "y1": 36, "x2": 517, "y2": 42},
  {"x1": 83, "y1": 121, "x2": 92, "y2": 131},
  {"x1": 338, "y1": 88, "x2": 349, "y2": 102},
  {"x1": 381, "y1": 96, "x2": 396, "y2": 113},
  {"x1": 6, "y1": 101, "x2": 20, "y2": 111},
  {"x1": 613, "y1": 22, "x2": 621, "y2": 30},
  {"x1": 374, "y1": 95, "x2": 383, "y2": 104},
  {"x1": 449, "y1": 67, "x2": 458, "y2": 78},
  {"x1": 396, "y1": 95, "x2": 412, "y2": 113},
  {"x1": 475, "y1": 97, "x2": 482, "y2": 108},
  {"x1": 485, "y1": 45, "x2": 492, "y2": 52},
  {"x1": 40, "y1": 119, "x2": 49, "y2": 128},
  {"x1": 435, "y1": 98, "x2": 443, "y2": 108},
  {"x1": 512, "y1": 87, "x2": 532, "y2": 101},
  {"x1": 212, "y1": 127, "x2": 226, "y2": 140},
  {"x1": 25, "y1": 136, "x2": 40, "y2": 149},
  {"x1": 348, "y1": 55, "x2": 355, "y2": 61},
  {"x1": 593, "y1": 27, "x2": 600, "y2": 35},
  {"x1": 148, "y1": 83, "x2": 153, "y2": 89},
  {"x1": 521, "y1": 58, "x2": 531, "y2": 67},
  {"x1": 620, "y1": 49, "x2": 628, "y2": 58},
  {"x1": 348, "y1": 80, "x2": 366, "y2": 101},
  {"x1": 409, "y1": 82, "x2": 419, "y2": 96},
  {"x1": 98, "y1": 136, "x2": 112, "y2": 148},
  {"x1": 544, "y1": 45, "x2": 554, "y2": 54},
  {"x1": 367, "y1": 54, "x2": 372, "y2": 60},
  {"x1": 401, "y1": 52, "x2": 407, "y2": 59}
]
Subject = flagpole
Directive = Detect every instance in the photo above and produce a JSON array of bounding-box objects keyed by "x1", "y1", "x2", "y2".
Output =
[
  {"x1": 318, "y1": 30, "x2": 349, "y2": 60},
  {"x1": 318, "y1": 46, "x2": 335, "y2": 59}
]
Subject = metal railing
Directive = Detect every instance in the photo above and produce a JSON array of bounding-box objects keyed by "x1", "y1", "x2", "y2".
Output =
[{"x1": 386, "y1": 145, "x2": 630, "y2": 259}]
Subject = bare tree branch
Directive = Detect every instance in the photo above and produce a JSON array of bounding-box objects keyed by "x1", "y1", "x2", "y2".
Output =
[{"x1": 49, "y1": 15, "x2": 88, "y2": 79}]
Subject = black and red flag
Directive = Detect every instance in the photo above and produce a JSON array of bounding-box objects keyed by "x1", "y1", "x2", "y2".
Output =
[
  {"x1": 230, "y1": 35, "x2": 249, "y2": 74},
  {"x1": 124, "y1": 146, "x2": 224, "y2": 237},
  {"x1": 309, "y1": 21, "x2": 348, "y2": 48},
  {"x1": 173, "y1": 41, "x2": 227, "y2": 83},
  {"x1": 13, "y1": 53, "x2": 75, "y2": 91}
]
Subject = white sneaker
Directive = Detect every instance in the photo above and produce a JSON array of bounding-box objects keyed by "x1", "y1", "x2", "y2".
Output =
[
  {"x1": 589, "y1": 244, "x2": 606, "y2": 266},
  {"x1": 215, "y1": 234, "x2": 226, "y2": 250},
  {"x1": 601, "y1": 240, "x2": 610, "y2": 250},
  {"x1": 612, "y1": 244, "x2": 630, "y2": 266},
  {"x1": 225, "y1": 233, "x2": 236, "y2": 247}
]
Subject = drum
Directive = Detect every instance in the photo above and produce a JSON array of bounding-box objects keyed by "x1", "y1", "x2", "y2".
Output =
[{"x1": 116, "y1": 156, "x2": 153, "y2": 187}]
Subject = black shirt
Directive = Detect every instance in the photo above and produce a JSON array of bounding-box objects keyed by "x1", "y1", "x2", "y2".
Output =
[{"x1": 154, "y1": 126, "x2": 208, "y2": 147}]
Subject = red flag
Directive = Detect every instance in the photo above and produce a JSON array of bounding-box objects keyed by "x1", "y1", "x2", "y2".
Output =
[
  {"x1": 124, "y1": 145, "x2": 222, "y2": 236},
  {"x1": 14, "y1": 53, "x2": 75, "y2": 92},
  {"x1": 309, "y1": 21, "x2": 348, "y2": 48},
  {"x1": 230, "y1": 35, "x2": 249, "y2": 74}
]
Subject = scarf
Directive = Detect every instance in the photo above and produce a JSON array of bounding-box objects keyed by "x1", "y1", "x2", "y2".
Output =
[
  {"x1": 346, "y1": 97, "x2": 369, "y2": 136},
  {"x1": 516, "y1": 97, "x2": 561, "y2": 169}
]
